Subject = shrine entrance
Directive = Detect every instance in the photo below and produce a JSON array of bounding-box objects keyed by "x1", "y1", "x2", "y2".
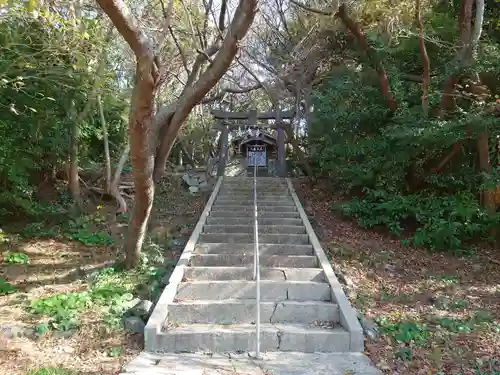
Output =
[{"x1": 211, "y1": 108, "x2": 294, "y2": 177}]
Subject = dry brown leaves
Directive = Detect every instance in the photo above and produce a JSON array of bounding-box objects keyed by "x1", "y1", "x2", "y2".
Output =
[{"x1": 293, "y1": 178, "x2": 500, "y2": 375}]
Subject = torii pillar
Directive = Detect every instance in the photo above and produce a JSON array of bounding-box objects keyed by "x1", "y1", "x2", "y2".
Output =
[{"x1": 217, "y1": 122, "x2": 229, "y2": 177}]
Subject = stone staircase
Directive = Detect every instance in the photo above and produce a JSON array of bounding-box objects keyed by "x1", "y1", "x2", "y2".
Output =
[{"x1": 145, "y1": 177, "x2": 363, "y2": 354}]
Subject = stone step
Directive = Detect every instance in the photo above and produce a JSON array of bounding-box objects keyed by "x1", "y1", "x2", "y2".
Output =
[
  {"x1": 189, "y1": 254, "x2": 317, "y2": 268},
  {"x1": 184, "y1": 267, "x2": 325, "y2": 281},
  {"x1": 157, "y1": 323, "x2": 350, "y2": 353},
  {"x1": 219, "y1": 185, "x2": 288, "y2": 190},
  {"x1": 203, "y1": 224, "x2": 306, "y2": 235},
  {"x1": 210, "y1": 206, "x2": 297, "y2": 213},
  {"x1": 176, "y1": 280, "x2": 331, "y2": 301},
  {"x1": 221, "y1": 183, "x2": 288, "y2": 187},
  {"x1": 122, "y1": 352, "x2": 382, "y2": 375},
  {"x1": 218, "y1": 187, "x2": 288, "y2": 190},
  {"x1": 194, "y1": 243, "x2": 314, "y2": 255},
  {"x1": 216, "y1": 194, "x2": 292, "y2": 201},
  {"x1": 167, "y1": 300, "x2": 339, "y2": 325},
  {"x1": 198, "y1": 233, "x2": 309, "y2": 245},
  {"x1": 214, "y1": 199, "x2": 295, "y2": 206},
  {"x1": 219, "y1": 190, "x2": 290, "y2": 196},
  {"x1": 208, "y1": 210, "x2": 300, "y2": 219},
  {"x1": 205, "y1": 217, "x2": 303, "y2": 226},
  {"x1": 222, "y1": 180, "x2": 287, "y2": 184}
]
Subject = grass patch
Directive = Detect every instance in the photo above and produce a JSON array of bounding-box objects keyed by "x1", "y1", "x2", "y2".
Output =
[{"x1": 24, "y1": 368, "x2": 75, "y2": 375}]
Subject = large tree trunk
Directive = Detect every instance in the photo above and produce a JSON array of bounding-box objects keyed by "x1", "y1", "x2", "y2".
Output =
[
  {"x1": 97, "y1": 0, "x2": 258, "y2": 268},
  {"x1": 124, "y1": 61, "x2": 157, "y2": 269}
]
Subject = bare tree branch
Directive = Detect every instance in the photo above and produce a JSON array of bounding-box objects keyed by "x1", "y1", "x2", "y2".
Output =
[
  {"x1": 96, "y1": 0, "x2": 153, "y2": 57},
  {"x1": 153, "y1": 0, "x2": 259, "y2": 180},
  {"x1": 168, "y1": 26, "x2": 191, "y2": 75},
  {"x1": 218, "y1": 0, "x2": 228, "y2": 32},
  {"x1": 289, "y1": 0, "x2": 333, "y2": 16},
  {"x1": 202, "y1": 82, "x2": 262, "y2": 103}
]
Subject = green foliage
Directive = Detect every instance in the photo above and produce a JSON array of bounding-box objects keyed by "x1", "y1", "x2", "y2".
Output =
[
  {"x1": 3, "y1": 251, "x2": 30, "y2": 264},
  {"x1": 377, "y1": 319, "x2": 429, "y2": 346},
  {"x1": 28, "y1": 248, "x2": 170, "y2": 332},
  {"x1": 65, "y1": 214, "x2": 113, "y2": 246},
  {"x1": 309, "y1": 5, "x2": 500, "y2": 253},
  {"x1": 0, "y1": 279, "x2": 16, "y2": 295},
  {"x1": 334, "y1": 190, "x2": 500, "y2": 252},
  {"x1": 377, "y1": 312, "x2": 497, "y2": 367},
  {"x1": 0, "y1": 11, "x2": 127, "y2": 217}
]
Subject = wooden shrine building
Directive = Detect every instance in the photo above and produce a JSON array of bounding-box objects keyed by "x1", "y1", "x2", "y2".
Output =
[{"x1": 211, "y1": 109, "x2": 294, "y2": 177}]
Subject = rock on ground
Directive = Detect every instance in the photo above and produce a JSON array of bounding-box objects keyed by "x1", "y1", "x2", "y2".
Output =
[{"x1": 124, "y1": 316, "x2": 146, "y2": 334}]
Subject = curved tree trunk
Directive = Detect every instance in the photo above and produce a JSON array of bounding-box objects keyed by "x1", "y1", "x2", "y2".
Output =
[{"x1": 97, "y1": 0, "x2": 257, "y2": 268}]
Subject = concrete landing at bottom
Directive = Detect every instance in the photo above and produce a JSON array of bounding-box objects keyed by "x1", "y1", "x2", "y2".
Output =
[{"x1": 120, "y1": 351, "x2": 382, "y2": 375}]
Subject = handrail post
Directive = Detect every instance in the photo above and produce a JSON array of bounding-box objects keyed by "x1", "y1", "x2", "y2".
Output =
[{"x1": 253, "y1": 162, "x2": 261, "y2": 359}]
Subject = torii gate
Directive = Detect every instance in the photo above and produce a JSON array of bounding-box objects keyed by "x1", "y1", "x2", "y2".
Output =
[{"x1": 211, "y1": 109, "x2": 295, "y2": 177}]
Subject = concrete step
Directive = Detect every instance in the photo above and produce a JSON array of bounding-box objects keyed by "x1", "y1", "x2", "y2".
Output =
[
  {"x1": 203, "y1": 224, "x2": 306, "y2": 235},
  {"x1": 158, "y1": 323, "x2": 350, "y2": 352},
  {"x1": 210, "y1": 206, "x2": 297, "y2": 213},
  {"x1": 198, "y1": 233, "x2": 309, "y2": 245},
  {"x1": 176, "y1": 280, "x2": 331, "y2": 301},
  {"x1": 208, "y1": 210, "x2": 300, "y2": 219},
  {"x1": 205, "y1": 217, "x2": 303, "y2": 226},
  {"x1": 167, "y1": 300, "x2": 339, "y2": 325},
  {"x1": 184, "y1": 267, "x2": 325, "y2": 281},
  {"x1": 194, "y1": 243, "x2": 314, "y2": 255},
  {"x1": 189, "y1": 254, "x2": 317, "y2": 268}
]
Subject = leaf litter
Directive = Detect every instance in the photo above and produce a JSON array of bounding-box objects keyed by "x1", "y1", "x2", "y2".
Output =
[{"x1": 293, "y1": 178, "x2": 500, "y2": 375}]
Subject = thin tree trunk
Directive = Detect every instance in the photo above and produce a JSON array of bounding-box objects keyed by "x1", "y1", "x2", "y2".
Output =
[
  {"x1": 68, "y1": 25, "x2": 113, "y2": 206},
  {"x1": 284, "y1": 124, "x2": 315, "y2": 181},
  {"x1": 335, "y1": 5, "x2": 397, "y2": 112},
  {"x1": 68, "y1": 101, "x2": 82, "y2": 208},
  {"x1": 477, "y1": 132, "x2": 495, "y2": 211},
  {"x1": 98, "y1": 94, "x2": 112, "y2": 193},
  {"x1": 438, "y1": 0, "x2": 474, "y2": 116},
  {"x1": 111, "y1": 143, "x2": 130, "y2": 213},
  {"x1": 415, "y1": 0, "x2": 430, "y2": 115}
]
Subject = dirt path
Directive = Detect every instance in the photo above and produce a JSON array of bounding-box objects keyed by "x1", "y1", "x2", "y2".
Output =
[{"x1": 293, "y1": 178, "x2": 500, "y2": 375}]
